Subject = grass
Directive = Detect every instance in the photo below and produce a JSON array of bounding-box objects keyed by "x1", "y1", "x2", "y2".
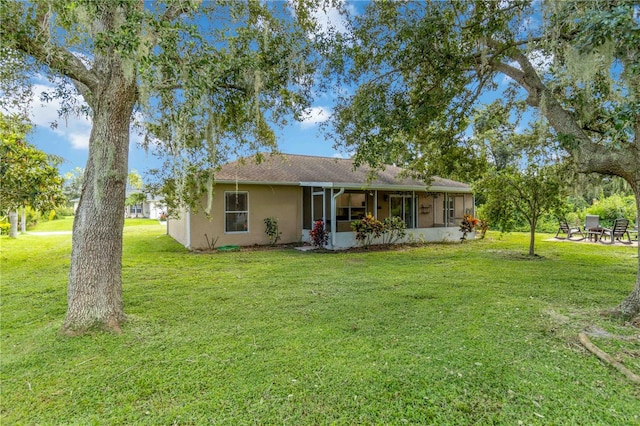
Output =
[
  {"x1": 29, "y1": 216, "x2": 160, "y2": 232},
  {"x1": 1, "y1": 225, "x2": 639, "y2": 424}
]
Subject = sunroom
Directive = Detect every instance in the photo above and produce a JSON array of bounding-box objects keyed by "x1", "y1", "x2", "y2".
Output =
[{"x1": 301, "y1": 184, "x2": 474, "y2": 249}]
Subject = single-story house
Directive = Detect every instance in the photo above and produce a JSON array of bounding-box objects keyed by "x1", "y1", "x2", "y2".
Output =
[
  {"x1": 124, "y1": 190, "x2": 166, "y2": 220},
  {"x1": 73, "y1": 193, "x2": 166, "y2": 220},
  {"x1": 167, "y1": 154, "x2": 474, "y2": 250}
]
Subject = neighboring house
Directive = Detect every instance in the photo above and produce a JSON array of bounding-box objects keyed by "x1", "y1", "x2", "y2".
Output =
[
  {"x1": 124, "y1": 190, "x2": 166, "y2": 220},
  {"x1": 168, "y1": 154, "x2": 474, "y2": 250},
  {"x1": 73, "y1": 193, "x2": 166, "y2": 219}
]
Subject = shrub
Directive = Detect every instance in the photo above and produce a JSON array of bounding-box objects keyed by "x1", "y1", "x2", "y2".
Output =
[
  {"x1": 381, "y1": 216, "x2": 407, "y2": 244},
  {"x1": 309, "y1": 220, "x2": 328, "y2": 247},
  {"x1": 56, "y1": 206, "x2": 75, "y2": 217},
  {"x1": 459, "y1": 214, "x2": 479, "y2": 242},
  {"x1": 264, "y1": 217, "x2": 281, "y2": 246},
  {"x1": 585, "y1": 194, "x2": 637, "y2": 228},
  {"x1": 0, "y1": 222, "x2": 9, "y2": 235},
  {"x1": 476, "y1": 218, "x2": 490, "y2": 239},
  {"x1": 351, "y1": 214, "x2": 384, "y2": 247}
]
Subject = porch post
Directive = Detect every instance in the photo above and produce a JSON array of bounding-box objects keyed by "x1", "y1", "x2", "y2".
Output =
[
  {"x1": 374, "y1": 191, "x2": 378, "y2": 219},
  {"x1": 412, "y1": 191, "x2": 416, "y2": 228},
  {"x1": 331, "y1": 187, "x2": 345, "y2": 248}
]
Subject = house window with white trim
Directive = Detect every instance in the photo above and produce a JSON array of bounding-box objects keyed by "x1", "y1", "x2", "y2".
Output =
[
  {"x1": 225, "y1": 191, "x2": 248, "y2": 233},
  {"x1": 132, "y1": 204, "x2": 143, "y2": 215}
]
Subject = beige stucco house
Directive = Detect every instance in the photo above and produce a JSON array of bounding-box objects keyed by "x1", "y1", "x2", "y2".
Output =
[{"x1": 167, "y1": 154, "x2": 474, "y2": 250}]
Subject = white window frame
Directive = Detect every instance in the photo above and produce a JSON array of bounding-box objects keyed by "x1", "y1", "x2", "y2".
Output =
[{"x1": 224, "y1": 191, "x2": 249, "y2": 233}]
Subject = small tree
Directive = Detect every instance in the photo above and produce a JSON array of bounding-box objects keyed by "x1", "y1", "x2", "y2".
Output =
[
  {"x1": 473, "y1": 110, "x2": 568, "y2": 256},
  {"x1": 478, "y1": 164, "x2": 566, "y2": 256},
  {"x1": 0, "y1": 113, "x2": 64, "y2": 237}
]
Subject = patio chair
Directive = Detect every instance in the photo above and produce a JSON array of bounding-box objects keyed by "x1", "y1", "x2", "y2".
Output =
[
  {"x1": 600, "y1": 218, "x2": 632, "y2": 244},
  {"x1": 554, "y1": 219, "x2": 585, "y2": 240},
  {"x1": 584, "y1": 215, "x2": 602, "y2": 241}
]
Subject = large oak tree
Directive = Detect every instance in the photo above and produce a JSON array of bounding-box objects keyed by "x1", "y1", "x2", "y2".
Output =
[
  {"x1": 329, "y1": 0, "x2": 640, "y2": 317},
  {"x1": 0, "y1": 0, "x2": 318, "y2": 334}
]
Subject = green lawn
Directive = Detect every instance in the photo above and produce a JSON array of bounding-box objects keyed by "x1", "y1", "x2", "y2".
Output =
[
  {"x1": 1, "y1": 225, "x2": 639, "y2": 424},
  {"x1": 29, "y1": 216, "x2": 160, "y2": 232}
]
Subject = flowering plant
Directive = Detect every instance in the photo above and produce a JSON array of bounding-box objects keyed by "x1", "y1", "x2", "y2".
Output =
[
  {"x1": 309, "y1": 220, "x2": 329, "y2": 247},
  {"x1": 459, "y1": 214, "x2": 479, "y2": 242},
  {"x1": 351, "y1": 214, "x2": 384, "y2": 247}
]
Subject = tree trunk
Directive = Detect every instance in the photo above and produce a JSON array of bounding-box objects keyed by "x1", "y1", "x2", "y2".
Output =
[
  {"x1": 614, "y1": 185, "x2": 640, "y2": 318},
  {"x1": 21, "y1": 207, "x2": 26, "y2": 233},
  {"x1": 528, "y1": 226, "x2": 536, "y2": 256},
  {"x1": 528, "y1": 216, "x2": 537, "y2": 256},
  {"x1": 62, "y1": 72, "x2": 136, "y2": 335},
  {"x1": 8, "y1": 210, "x2": 18, "y2": 238}
]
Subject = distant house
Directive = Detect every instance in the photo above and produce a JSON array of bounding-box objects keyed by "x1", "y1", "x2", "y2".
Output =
[
  {"x1": 124, "y1": 190, "x2": 166, "y2": 220},
  {"x1": 167, "y1": 154, "x2": 474, "y2": 250}
]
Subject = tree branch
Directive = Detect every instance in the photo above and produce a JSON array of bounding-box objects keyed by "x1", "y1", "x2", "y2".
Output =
[{"x1": 10, "y1": 30, "x2": 100, "y2": 93}]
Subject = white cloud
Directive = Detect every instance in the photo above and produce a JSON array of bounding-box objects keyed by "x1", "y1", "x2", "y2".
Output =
[
  {"x1": 528, "y1": 50, "x2": 553, "y2": 73},
  {"x1": 332, "y1": 152, "x2": 352, "y2": 159},
  {"x1": 300, "y1": 106, "x2": 330, "y2": 129},
  {"x1": 29, "y1": 84, "x2": 92, "y2": 149},
  {"x1": 312, "y1": 3, "x2": 353, "y2": 36},
  {"x1": 288, "y1": 0, "x2": 354, "y2": 37}
]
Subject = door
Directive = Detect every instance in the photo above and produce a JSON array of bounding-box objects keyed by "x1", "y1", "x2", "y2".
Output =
[{"x1": 390, "y1": 195, "x2": 414, "y2": 228}]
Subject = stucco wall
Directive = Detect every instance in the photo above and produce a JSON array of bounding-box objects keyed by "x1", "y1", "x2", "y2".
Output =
[
  {"x1": 167, "y1": 208, "x2": 190, "y2": 247},
  {"x1": 187, "y1": 184, "x2": 302, "y2": 250}
]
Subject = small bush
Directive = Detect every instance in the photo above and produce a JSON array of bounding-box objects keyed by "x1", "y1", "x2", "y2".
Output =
[
  {"x1": 309, "y1": 220, "x2": 328, "y2": 247},
  {"x1": 459, "y1": 214, "x2": 479, "y2": 242},
  {"x1": 264, "y1": 217, "x2": 282, "y2": 246},
  {"x1": 381, "y1": 216, "x2": 407, "y2": 244},
  {"x1": 585, "y1": 194, "x2": 637, "y2": 228},
  {"x1": 476, "y1": 218, "x2": 490, "y2": 239},
  {"x1": 351, "y1": 214, "x2": 384, "y2": 247},
  {"x1": 0, "y1": 222, "x2": 10, "y2": 235},
  {"x1": 56, "y1": 206, "x2": 76, "y2": 217}
]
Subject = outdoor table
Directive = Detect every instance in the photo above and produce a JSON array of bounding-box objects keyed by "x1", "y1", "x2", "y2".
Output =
[{"x1": 587, "y1": 227, "x2": 603, "y2": 242}]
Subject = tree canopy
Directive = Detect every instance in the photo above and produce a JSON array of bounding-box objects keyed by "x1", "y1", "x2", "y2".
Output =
[
  {"x1": 0, "y1": 113, "x2": 64, "y2": 215},
  {"x1": 474, "y1": 110, "x2": 569, "y2": 256},
  {"x1": 328, "y1": 0, "x2": 640, "y2": 317}
]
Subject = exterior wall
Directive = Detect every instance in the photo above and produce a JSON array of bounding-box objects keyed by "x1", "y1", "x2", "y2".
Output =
[
  {"x1": 145, "y1": 200, "x2": 166, "y2": 220},
  {"x1": 186, "y1": 184, "x2": 302, "y2": 250},
  {"x1": 330, "y1": 227, "x2": 470, "y2": 250},
  {"x1": 417, "y1": 193, "x2": 435, "y2": 228},
  {"x1": 167, "y1": 208, "x2": 190, "y2": 247}
]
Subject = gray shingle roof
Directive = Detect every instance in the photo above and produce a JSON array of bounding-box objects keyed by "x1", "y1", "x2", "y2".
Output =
[{"x1": 215, "y1": 153, "x2": 471, "y2": 192}]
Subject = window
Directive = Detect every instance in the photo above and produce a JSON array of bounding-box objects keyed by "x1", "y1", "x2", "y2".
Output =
[
  {"x1": 336, "y1": 192, "x2": 366, "y2": 221},
  {"x1": 225, "y1": 192, "x2": 248, "y2": 233}
]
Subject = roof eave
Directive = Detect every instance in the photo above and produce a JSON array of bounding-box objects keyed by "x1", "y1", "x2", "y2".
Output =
[{"x1": 215, "y1": 180, "x2": 471, "y2": 193}]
